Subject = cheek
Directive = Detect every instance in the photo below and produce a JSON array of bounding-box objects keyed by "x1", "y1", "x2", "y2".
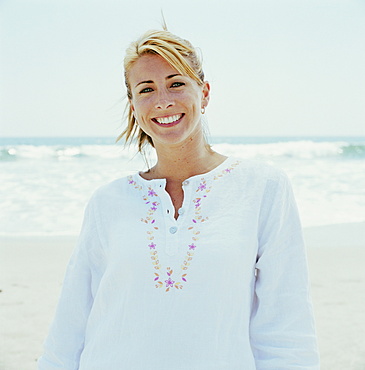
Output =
[
  {"x1": 181, "y1": 90, "x2": 201, "y2": 108},
  {"x1": 132, "y1": 101, "x2": 153, "y2": 129},
  {"x1": 130, "y1": 101, "x2": 144, "y2": 120},
  {"x1": 133, "y1": 96, "x2": 153, "y2": 115}
]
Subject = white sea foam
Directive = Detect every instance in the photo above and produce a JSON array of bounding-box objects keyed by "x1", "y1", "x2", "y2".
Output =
[
  {"x1": 212, "y1": 140, "x2": 349, "y2": 160},
  {"x1": 2, "y1": 139, "x2": 365, "y2": 163}
]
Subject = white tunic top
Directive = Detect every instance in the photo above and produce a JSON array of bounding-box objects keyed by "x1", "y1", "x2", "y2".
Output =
[{"x1": 38, "y1": 158, "x2": 320, "y2": 369}]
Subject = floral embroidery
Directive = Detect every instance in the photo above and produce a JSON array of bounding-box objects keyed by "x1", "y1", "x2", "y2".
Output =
[
  {"x1": 128, "y1": 160, "x2": 241, "y2": 292},
  {"x1": 128, "y1": 177, "x2": 142, "y2": 190},
  {"x1": 148, "y1": 189, "x2": 157, "y2": 197},
  {"x1": 165, "y1": 277, "x2": 175, "y2": 288},
  {"x1": 197, "y1": 182, "x2": 207, "y2": 191}
]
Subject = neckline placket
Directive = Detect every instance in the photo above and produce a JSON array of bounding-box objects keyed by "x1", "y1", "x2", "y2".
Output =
[{"x1": 128, "y1": 157, "x2": 242, "y2": 292}]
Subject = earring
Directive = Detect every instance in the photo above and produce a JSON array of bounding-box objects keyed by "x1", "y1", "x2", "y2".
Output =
[{"x1": 201, "y1": 107, "x2": 205, "y2": 115}]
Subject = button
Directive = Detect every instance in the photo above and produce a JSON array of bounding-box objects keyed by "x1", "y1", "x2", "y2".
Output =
[
  {"x1": 182, "y1": 180, "x2": 189, "y2": 186},
  {"x1": 178, "y1": 208, "x2": 185, "y2": 215},
  {"x1": 169, "y1": 226, "x2": 178, "y2": 234}
]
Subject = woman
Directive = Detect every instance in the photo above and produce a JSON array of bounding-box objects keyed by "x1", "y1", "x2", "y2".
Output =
[{"x1": 38, "y1": 29, "x2": 320, "y2": 369}]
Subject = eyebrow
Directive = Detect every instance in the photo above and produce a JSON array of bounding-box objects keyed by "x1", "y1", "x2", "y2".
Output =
[{"x1": 135, "y1": 74, "x2": 182, "y2": 88}]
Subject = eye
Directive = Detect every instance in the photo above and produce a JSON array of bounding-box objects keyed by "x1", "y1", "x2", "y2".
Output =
[
  {"x1": 171, "y1": 82, "x2": 185, "y2": 88},
  {"x1": 140, "y1": 87, "x2": 153, "y2": 94}
]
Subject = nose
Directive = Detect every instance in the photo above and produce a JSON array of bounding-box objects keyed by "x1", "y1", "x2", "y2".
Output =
[{"x1": 155, "y1": 89, "x2": 174, "y2": 110}]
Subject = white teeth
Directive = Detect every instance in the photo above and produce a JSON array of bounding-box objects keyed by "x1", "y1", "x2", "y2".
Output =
[{"x1": 155, "y1": 114, "x2": 182, "y2": 124}]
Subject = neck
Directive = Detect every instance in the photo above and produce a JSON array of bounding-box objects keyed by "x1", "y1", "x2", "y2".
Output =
[{"x1": 144, "y1": 133, "x2": 226, "y2": 183}]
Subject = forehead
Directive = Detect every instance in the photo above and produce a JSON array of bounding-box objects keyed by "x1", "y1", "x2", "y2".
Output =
[{"x1": 128, "y1": 54, "x2": 180, "y2": 84}]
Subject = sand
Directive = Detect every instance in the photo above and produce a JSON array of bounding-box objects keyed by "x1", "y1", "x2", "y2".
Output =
[{"x1": 1, "y1": 223, "x2": 364, "y2": 370}]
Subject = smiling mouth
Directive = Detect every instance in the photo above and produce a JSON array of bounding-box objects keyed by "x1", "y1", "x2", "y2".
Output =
[{"x1": 152, "y1": 114, "x2": 184, "y2": 125}]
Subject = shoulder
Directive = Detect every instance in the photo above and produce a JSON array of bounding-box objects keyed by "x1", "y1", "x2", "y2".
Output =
[
  {"x1": 87, "y1": 174, "x2": 135, "y2": 208},
  {"x1": 233, "y1": 161, "x2": 296, "y2": 213},
  {"x1": 229, "y1": 158, "x2": 289, "y2": 186}
]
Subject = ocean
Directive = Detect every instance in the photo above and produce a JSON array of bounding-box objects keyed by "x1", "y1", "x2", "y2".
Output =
[{"x1": 1, "y1": 136, "x2": 364, "y2": 236}]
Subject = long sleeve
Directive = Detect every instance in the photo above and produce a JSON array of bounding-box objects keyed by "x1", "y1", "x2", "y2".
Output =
[
  {"x1": 250, "y1": 171, "x2": 320, "y2": 369},
  {"x1": 38, "y1": 197, "x2": 105, "y2": 370}
]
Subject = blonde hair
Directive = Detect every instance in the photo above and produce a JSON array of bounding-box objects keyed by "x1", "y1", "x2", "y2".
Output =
[{"x1": 117, "y1": 29, "x2": 205, "y2": 152}]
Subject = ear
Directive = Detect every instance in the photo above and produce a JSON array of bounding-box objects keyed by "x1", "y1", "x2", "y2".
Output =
[{"x1": 201, "y1": 81, "x2": 210, "y2": 108}]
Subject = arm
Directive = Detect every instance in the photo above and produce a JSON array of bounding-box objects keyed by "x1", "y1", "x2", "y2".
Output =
[
  {"x1": 38, "y1": 197, "x2": 104, "y2": 369},
  {"x1": 250, "y1": 171, "x2": 320, "y2": 369}
]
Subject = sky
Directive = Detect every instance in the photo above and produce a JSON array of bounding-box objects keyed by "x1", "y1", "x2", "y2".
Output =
[{"x1": 1, "y1": 0, "x2": 365, "y2": 138}]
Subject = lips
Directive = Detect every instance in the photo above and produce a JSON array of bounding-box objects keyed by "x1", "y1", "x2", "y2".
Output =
[{"x1": 152, "y1": 114, "x2": 184, "y2": 125}]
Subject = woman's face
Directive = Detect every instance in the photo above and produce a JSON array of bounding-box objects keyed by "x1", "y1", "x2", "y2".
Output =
[{"x1": 128, "y1": 54, "x2": 210, "y2": 148}]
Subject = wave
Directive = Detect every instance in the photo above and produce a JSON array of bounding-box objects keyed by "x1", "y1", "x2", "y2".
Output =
[
  {"x1": 0, "y1": 145, "x2": 134, "y2": 162},
  {"x1": 0, "y1": 148, "x2": 18, "y2": 161},
  {"x1": 1, "y1": 141, "x2": 364, "y2": 162},
  {"x1": 212, "y1": 141, "x2": 365, "y2": 160},
  {"x1": 339, "y1": 144, "x2": 365, "y2": 158}
]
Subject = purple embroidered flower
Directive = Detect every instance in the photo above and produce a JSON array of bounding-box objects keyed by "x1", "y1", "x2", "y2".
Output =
[
  {"x1": 197, "y1": 182, "x2": 206, "y2": 191},
  {"x1": 165, "y1": 277, "x2": 175, "y2": 287},
  {"x1": 151, "y1": 206, "x2": 157, "y2": 211},
  {"x1": 148, "y1": 243, "x2": 156, "y2": 249},
  {"x1": 148, "y1": 188, "x2": 157, "y2": 197},
  {"x1": 128, "y1": 179, "x2": 134, "y2": 184},
  {"x1": 193, "y1": 198, "x2": 201, "y2": 208},
  {"x1": 188, "y1": 244, "x2": 196, "y2": 250},
  {"x1": 224, "y1": 168, "x2": 232, "y2": 173}
]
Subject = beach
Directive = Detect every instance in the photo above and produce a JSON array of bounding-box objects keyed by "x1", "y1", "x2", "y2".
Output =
[{"x1": 0, "y1": 223, "x2": 364, "y2": 370}]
